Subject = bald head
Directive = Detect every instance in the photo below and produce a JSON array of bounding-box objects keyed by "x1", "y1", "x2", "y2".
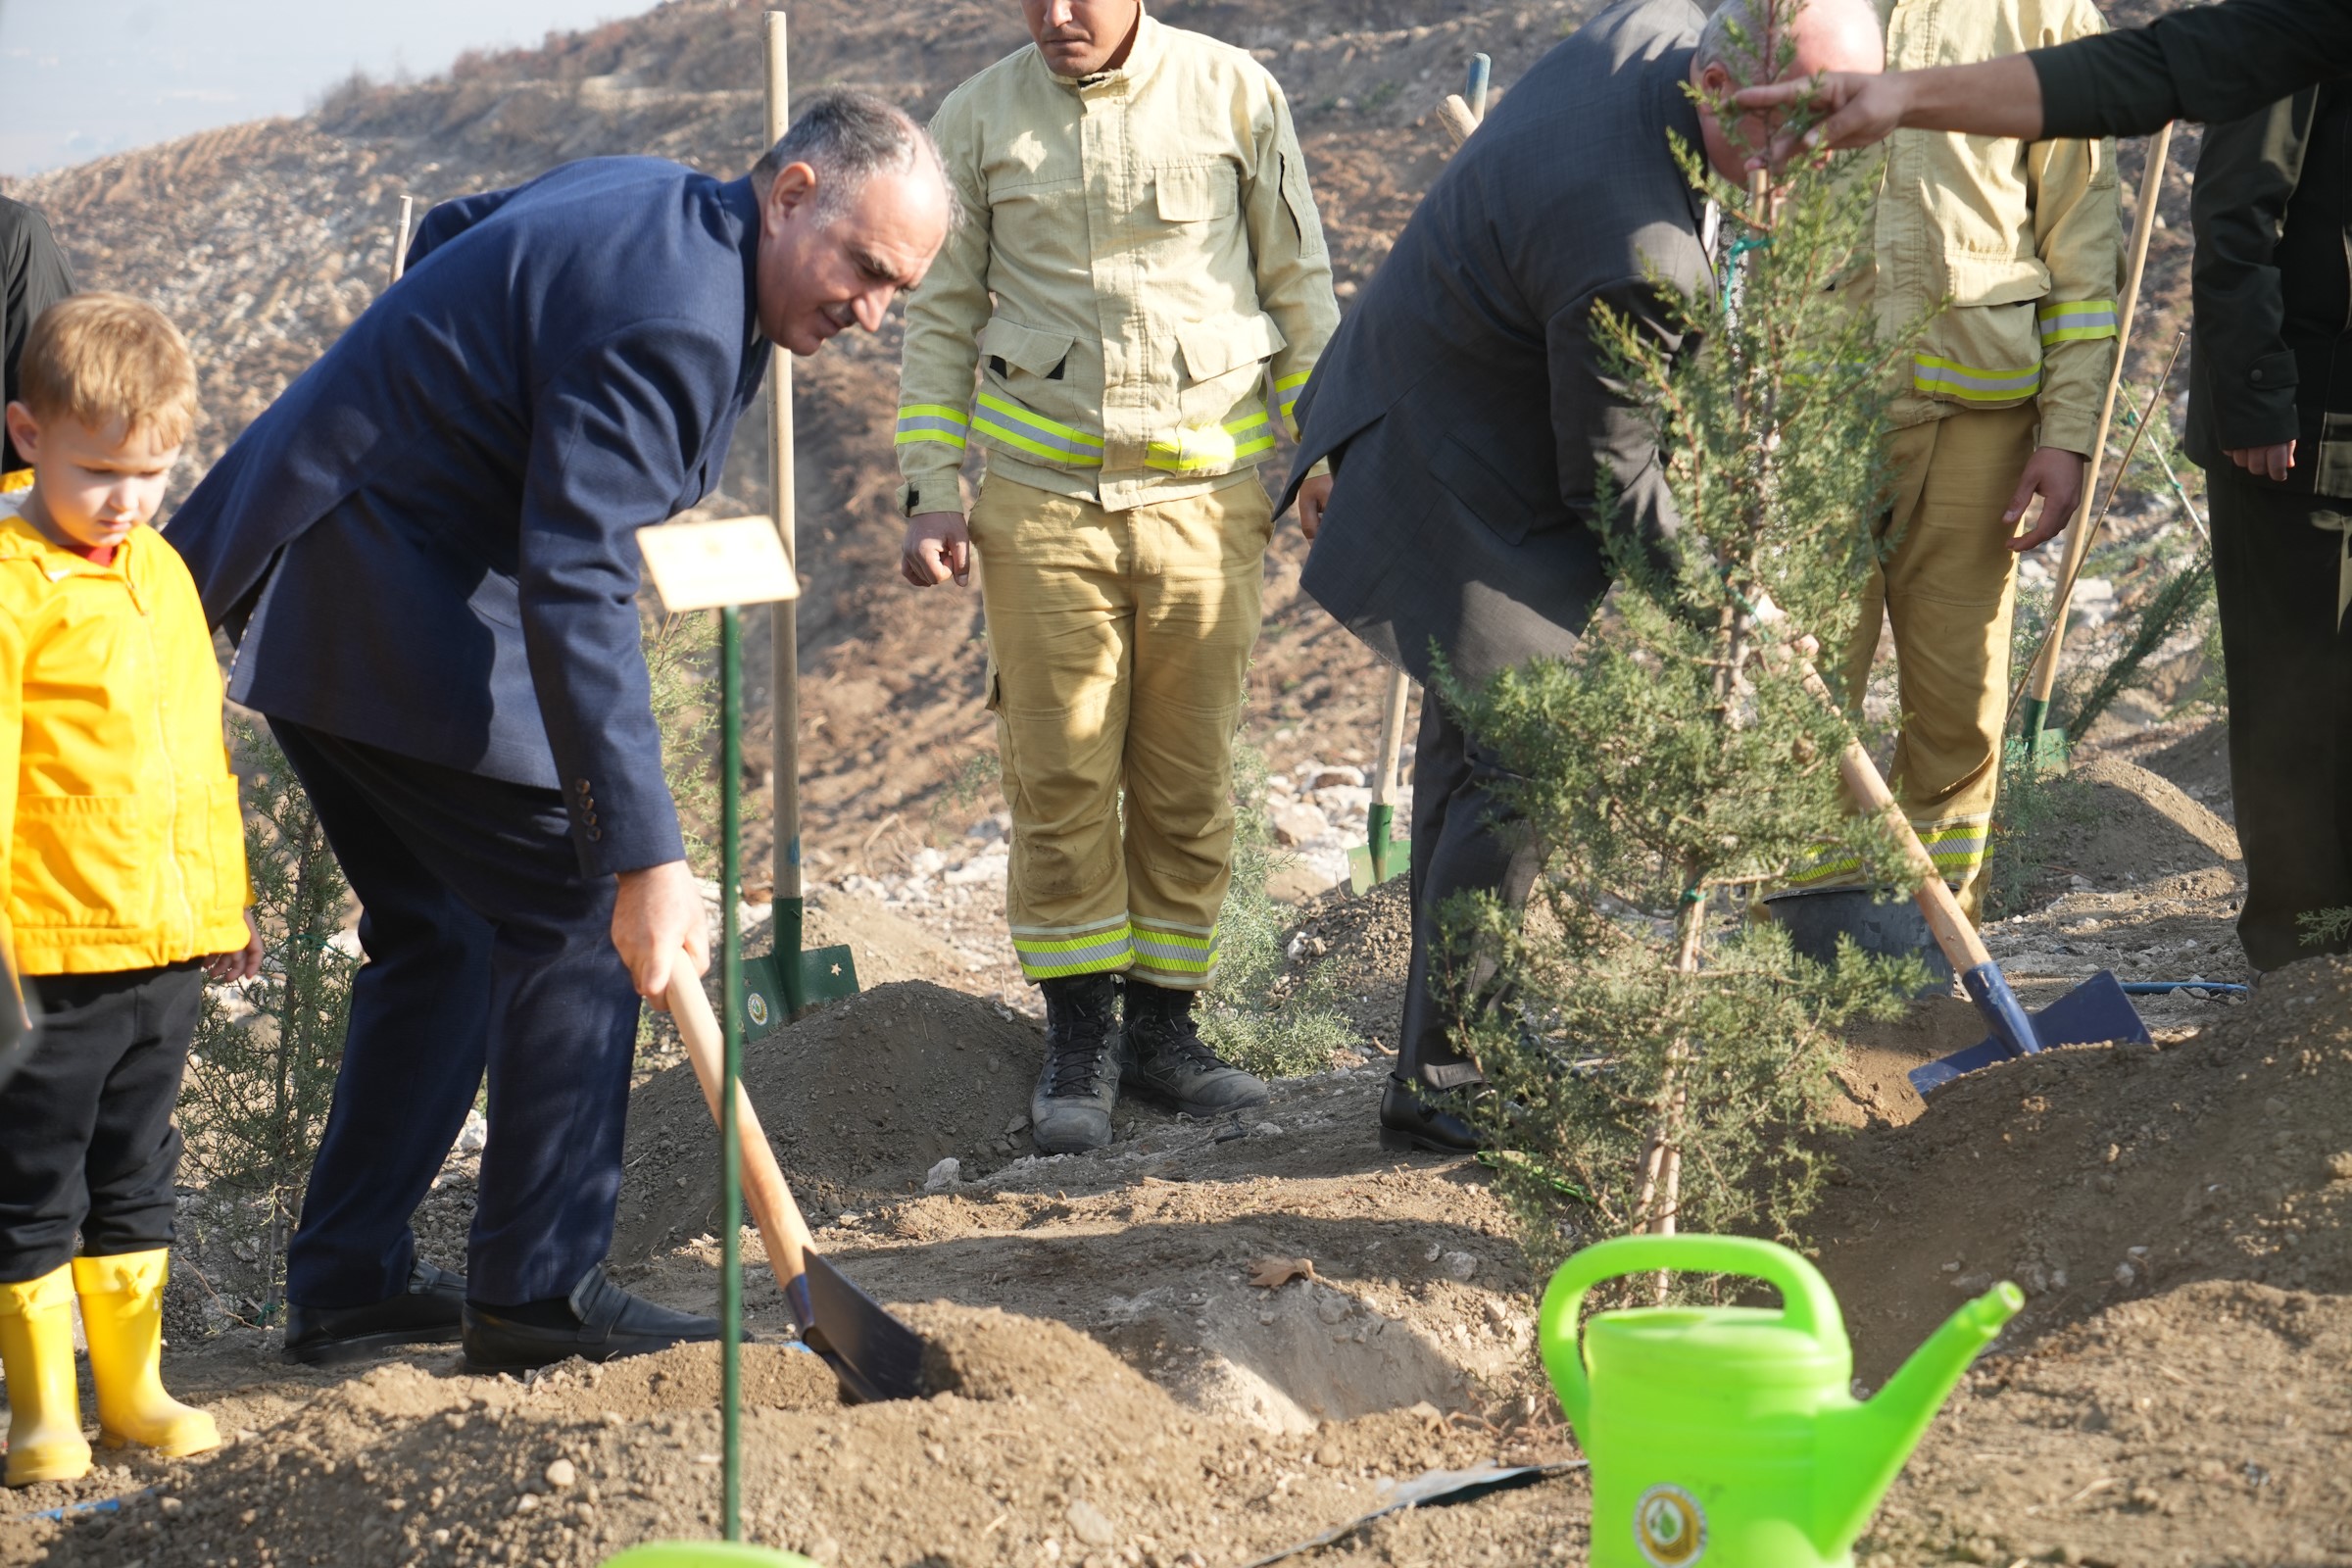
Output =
[{"x1": 1690, "y1": 0, "x2": 1886, "y2": 180}]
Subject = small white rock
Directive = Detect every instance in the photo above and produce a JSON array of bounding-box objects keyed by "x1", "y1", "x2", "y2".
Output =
[
  {"x1": 1067, "y1": 1499, "x2": 1115, "y2": 1548},
  {"x1": 924, "y1": 1157, "x2": 962, "y2": 1192},
  {"x1": 1441, "y1": 1251, "x2": 1480, "y2": 1281},
  {"x1": 544, "y1": 1458, "x2": 576, "y2": 1491}
]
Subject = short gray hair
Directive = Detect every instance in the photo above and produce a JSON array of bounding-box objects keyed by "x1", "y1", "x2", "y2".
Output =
[
  {"x1": 751, "y1": 88, "x2": 960, "y2": 230},
  {"x1": 1695, "y1": 0, "x2": 1773, "y2": 77}
]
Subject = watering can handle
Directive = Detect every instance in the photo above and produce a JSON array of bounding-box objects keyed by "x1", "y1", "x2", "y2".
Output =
[{"x1": 1539, "y1": 1235, "x2": 1846, "y2": 1431}]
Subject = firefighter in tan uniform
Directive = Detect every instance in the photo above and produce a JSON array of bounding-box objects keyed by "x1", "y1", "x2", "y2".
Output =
[
  {"x1": 896, "y1": 0, "x2": 1340, "y2": 1152},
  {"x1": 1802, "y1": 0, "x2": 2122, "y2": 921}
]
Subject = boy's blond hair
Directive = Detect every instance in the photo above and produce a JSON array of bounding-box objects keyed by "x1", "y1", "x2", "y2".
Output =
[{"x1": 16, "y1": 293, "x2": 199, "y2": 450}]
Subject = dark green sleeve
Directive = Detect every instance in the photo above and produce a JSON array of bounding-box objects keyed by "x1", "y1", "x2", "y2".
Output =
[
  {"x1": 2189, "y1": 90, "x2": 2317, "y2": 453},
  {"x1": 1, "y1": 199, "x2": 78, "y2": 473},
  {"x1": 2029, "y1": 0, "x2": 2352, "y2": 140}
]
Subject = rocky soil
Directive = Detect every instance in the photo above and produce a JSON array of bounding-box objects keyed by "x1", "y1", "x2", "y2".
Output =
[{"x1": 1, "y1": 0, "x2": 2323, "y2": 1564}]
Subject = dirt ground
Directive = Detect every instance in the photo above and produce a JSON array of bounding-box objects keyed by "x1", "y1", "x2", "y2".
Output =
[
  {"x1": 10, "y1": 722, "x2": 2352, "y2": 1568},
  {"x1": 0, "y1": 0, "x2": 2327, "y2": 1562}
]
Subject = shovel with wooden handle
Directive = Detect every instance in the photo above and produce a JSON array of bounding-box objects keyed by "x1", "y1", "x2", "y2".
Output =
[
  {"x1": 1787, "y1": 659, "x2": 2150, "y2": 1095},
  {"x1": 665, "y1": 965, "x2": 925, "y2": 1403},
  {"x1": 1348, "y1": 668, "x2": 1415, "y2": 894}
]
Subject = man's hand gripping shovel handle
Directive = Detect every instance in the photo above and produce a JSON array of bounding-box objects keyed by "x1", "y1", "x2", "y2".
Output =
[{"x1": 665, "y1": 961, "x2": 821, "y2": 1318}]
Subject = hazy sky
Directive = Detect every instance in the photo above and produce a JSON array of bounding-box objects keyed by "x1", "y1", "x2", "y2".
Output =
[{"x1": 0, "y1": 0, "x2": 636, "y2": 175}]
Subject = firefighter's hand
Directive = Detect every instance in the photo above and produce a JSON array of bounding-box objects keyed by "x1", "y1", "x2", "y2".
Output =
[
  {"x1": 203, "y1": 912, "x2": 265, "y2": 984},
  {"x1": 614, "y1": 859, "x2": 710, "y2": 1006},
  {"x1": 902, "y1": 512, "x2": 972, "y2": 587},
  {"x1": 2004, "y1": 445, "x2": 2086, "y2": 554},
  {"x1": 2227, "y1": 442, "x2": 2297, "y2": 482},
  {"x1": 1296, "y1": 473, "x2": 1333, "y2": 541}
]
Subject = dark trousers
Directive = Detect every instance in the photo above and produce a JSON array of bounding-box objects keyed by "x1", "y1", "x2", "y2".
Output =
[
  {"x1": 0, "y1": 963, "x2": 202, "y2": 1282},
  {"x1": 270, "y1": 719, "x2": 642, "y2": 1309},
  {"x1": 1397, "y1": 696, "x2": 1540, "y2": 1091},
  {"x1": 2208, "y1": 466, "x2": 2352, "y2": 971}
]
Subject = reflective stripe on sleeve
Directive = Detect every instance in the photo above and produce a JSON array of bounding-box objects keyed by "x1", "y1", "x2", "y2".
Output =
[
  {"x1": 895, "y1": 404, "x2": 971, "y2": 451},
  {"x1": 1010, "y1": 919, "x2": 1134, "y2": 981},
  {"x1": 972, "y1": 391, "x2": 1106, "y2": 466},
  {"x1": 1912, "y1": 355, "x2": 2042, "y2": 404},
  {"x1": 1145, "y1": 406, "x2": 1277, "y2": 473},
  {"x1": 1274, "y1": 370, "x2": 1312, "y2": 433},
  {"x1": 2037, "y1": 299, "x2": 2119, "y2": 345}
]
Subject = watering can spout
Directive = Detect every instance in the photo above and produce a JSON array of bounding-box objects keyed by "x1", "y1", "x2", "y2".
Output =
[{"x1": 1816, "y1": 1282, "x2": 2022, "y2": 1551}]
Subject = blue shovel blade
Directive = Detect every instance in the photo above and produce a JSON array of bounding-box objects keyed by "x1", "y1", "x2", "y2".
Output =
[{"x1": 1910, "y1": 969, "x2": 2151, "y2": 1096}]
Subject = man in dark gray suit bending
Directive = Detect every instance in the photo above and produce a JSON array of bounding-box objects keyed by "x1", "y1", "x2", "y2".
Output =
[{"x1": 1280, "y1": 0, "x2": 1884, "y2": 1152}]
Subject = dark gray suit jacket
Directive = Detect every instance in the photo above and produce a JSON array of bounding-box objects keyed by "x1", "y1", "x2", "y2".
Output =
[{"x1": 1281, "y1": 0, "x2": 1711, "y2": 689}]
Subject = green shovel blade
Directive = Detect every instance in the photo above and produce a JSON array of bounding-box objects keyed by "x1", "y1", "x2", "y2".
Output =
[
  {"x1": 1348, "y1": 804, "x2": 1412, "y2": 894},
  {"x1": 738, "y1": 947, "x2": 860, "y2": 1039}
]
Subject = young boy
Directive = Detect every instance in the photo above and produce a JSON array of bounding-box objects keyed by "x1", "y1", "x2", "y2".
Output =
[{"x1": 0, "y1": 292, "x2": 260, "y2": 1487}]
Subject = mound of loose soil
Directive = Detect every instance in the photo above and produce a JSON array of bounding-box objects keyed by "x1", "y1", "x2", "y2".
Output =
[
  {"x1": 1814, "y1": 954, "x2": 2352, "y2": 1385},
  {"x1": 612, "y1": 981, "x2": 1044, "y2": 1262},
  {"x1": 2005, "y1": 755, "x2": 2242, "y2": 913},
  {"x1": 5, "y1": 1304, "x2": 1585, "y2": 1568},
  {"x1": 1867, "y1": 1280, "x2": 2352, "y2": 1567},
  {"x1": 2133, "y1": 719, "x2": 2235, "y2": 823},
  {"x1": 1281, "y1": 879, "x2": 1414, "y2": 1052}
]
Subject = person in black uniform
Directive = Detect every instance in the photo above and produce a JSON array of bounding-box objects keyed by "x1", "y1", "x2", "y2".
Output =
[
  {"x1": 1, "y1": 198, "x2": 76, "y2": 480},
  {"x1": 1736, "y1": 0, "x2": 2352, "y2": 152},
  {"x1": 2185, "y1": 83, "x2": 2352, "y2": 973}
]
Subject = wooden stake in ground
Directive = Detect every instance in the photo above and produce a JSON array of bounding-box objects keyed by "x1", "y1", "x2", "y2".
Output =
[
  {"x1": 2016, "y1": 122, "x2": 2175, "y2": 755},
  {"x1": 388, "y1": 195, "x2": 415, "y2": 287},
  {"x1": 765, "y1": 9, "x2": 807, "y2": 1004}
]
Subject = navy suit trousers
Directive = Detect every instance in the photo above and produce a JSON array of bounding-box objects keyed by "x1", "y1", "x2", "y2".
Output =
[
  {"x1": 271, "y1": 719, "x2": 642, "y2": 1309},
  {"x1": 1398, "y1": 697, "x2": 1541, "y2": 1091}
]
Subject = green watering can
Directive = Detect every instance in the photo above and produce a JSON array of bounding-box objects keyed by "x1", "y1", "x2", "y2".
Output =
[
  {"x1": 602, "y1": 1544, "x2": 820, "y2": 1568},
  {"x1": 1540, "y1": 1235, "x2": 2021, "y2": 1568}
]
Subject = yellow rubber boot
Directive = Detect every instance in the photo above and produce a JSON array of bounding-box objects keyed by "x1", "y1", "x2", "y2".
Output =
[
  {"x1": 72, "y1": 1251, "x2": 218, "y2": 1458},
  {"x1": 0, "y1": 1265, "x2": 93, "y2": 1486}
]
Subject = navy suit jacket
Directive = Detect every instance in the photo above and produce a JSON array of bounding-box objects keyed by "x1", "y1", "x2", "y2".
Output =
[{"x1": 169, "y1": 158, "x2": 771, "y2": 877}]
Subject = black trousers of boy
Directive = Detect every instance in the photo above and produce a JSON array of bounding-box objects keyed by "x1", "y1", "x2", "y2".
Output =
[
  {"x1": 270, "y1": 718, "x2": 642, "y2": 1313},
  {"x1": 2208, "y1": 464, "x2": 2352, "y2": 971},
  {"x1": 0, "y1": 963, "x2": 202, "y2": 1282}
]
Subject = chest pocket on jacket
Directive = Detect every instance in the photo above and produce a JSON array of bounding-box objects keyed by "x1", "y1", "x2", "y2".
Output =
[{"x1": 1155, "y1": 163, "x2": 1237, "y2": 223}]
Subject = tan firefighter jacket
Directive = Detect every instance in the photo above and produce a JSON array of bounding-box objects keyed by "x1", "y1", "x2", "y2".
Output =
[
  {"x1": 1845, "y1": 0, "x2": 2123, "y2": 457},
  {"x1": 895, "y1": 6, "x2": 1340, "y2": 516}
]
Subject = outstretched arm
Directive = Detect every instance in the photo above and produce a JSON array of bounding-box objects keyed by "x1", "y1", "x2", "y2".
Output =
[{"x1": 1739, "y1": 0, "x2": 2352, "y2": 164}]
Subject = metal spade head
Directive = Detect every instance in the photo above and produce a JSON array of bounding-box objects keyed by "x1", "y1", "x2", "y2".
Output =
[
  {"x1": 784, "y1": 1254, "x2": 926, "y2": 1404},
  {"x1": 1909, "y1": 968, "x2": 2151, "y2": 1095}
]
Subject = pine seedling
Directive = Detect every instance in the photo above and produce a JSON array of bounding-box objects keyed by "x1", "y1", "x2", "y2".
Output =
[
  {"x1": 1440, "y1": 8, "x2": 1926, "y2": 1277},
  {"x1": 179, "y1": 721, "x2": 359, "y2": 1322}
]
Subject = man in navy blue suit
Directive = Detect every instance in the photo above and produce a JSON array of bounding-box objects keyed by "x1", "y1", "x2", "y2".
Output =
[{"x1": 168, "y1": 92, "x2": 956, "y2": 1371}]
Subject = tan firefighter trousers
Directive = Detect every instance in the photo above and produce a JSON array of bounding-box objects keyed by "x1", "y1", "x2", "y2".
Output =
[
  {"x1": 1828, "y1": 403, "x2": 2041, "y2": 921},
  {"x1": 970, "y1": 473, "x2": 1272, "y2": 990}
]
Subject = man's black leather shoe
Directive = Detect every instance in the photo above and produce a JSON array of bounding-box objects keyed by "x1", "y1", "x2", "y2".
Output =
[
  {"x1": 284, "y1": 1261, "x2": 466, "y2": 1365},
  {"x1": 1378, "y1": 1074, "x2": 1494, "y2": 1155},
  {"x1": 462, "y1": 1265, "x2": 718, "y2": 1373}
]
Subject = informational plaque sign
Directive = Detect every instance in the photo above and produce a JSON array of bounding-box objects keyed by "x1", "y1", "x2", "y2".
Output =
[{"x1": 635, "y1": 515, "x2": 800, "y2": 613}]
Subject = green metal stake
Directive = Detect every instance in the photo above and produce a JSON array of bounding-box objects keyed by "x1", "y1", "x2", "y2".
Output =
[{"x1": 719, "y1": 605, "x2": 746, "y2": 1542}]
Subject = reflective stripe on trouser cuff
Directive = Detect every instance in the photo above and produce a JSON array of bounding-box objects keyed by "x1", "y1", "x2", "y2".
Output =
[
  {"x1": 896, "y1": 403, "x2": 971, "y2": 451},
  {"x1": 1787, "y1": 846, "x2": 1867, "y2": 887},
  {"x1": 973, "y1": 391, "x2": 1105, "y2": 466},
  {"x1": 1011, "y1": 920, "x2": 1133, "y2": 981},
  {"x1": 1131, "y1": 920, "x2": 1219, "y2": 986},
  {"x1": 1146, "y1": 408, "x2": 1275, "y2": 473},
  {"x1": 1275, "y1": 371, "x2": 1311, "y2": 435},
  {"x1": 2037, "y1": 299, "x2": 2118, "y2": 345},
  {"x1": 1912, "y1": 356, "x2": 2041, "y2": 403},
  {"x1": 1916, "y1": 818, "x2": 1989, "y2": 877}
]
